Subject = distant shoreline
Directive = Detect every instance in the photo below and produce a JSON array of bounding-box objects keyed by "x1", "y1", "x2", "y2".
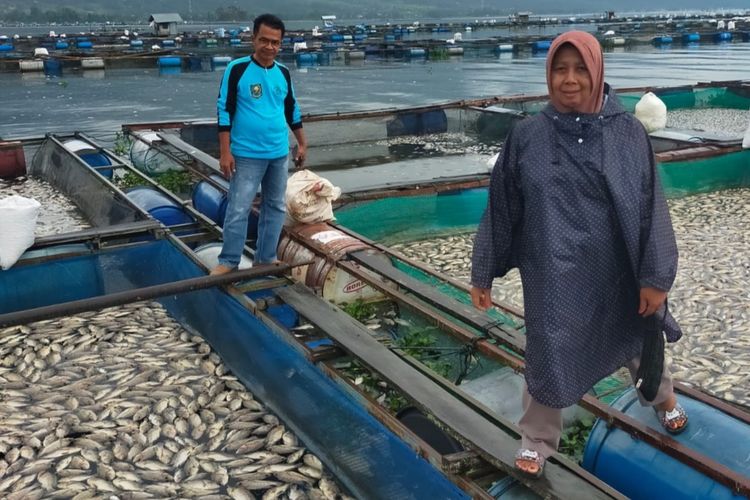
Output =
[{"x1": 1, "y1": 8, "x2": 749, "y2": 36}]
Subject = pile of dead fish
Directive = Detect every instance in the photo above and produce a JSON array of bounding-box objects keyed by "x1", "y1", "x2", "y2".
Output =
[
  {"x1": 376, "y1": 132, "x2": 497, "y2": 156},
  {"x1": 394, "y1": 188, "x2": 750, "y2": 407},
  {"x1": 0, "y1": 302, "x2": 348, "y2": 500},
  {"x1": 666, "y1": 108, "x2": 750, "y2": 135},
  {"x1": 0, "y1": 177, "x2": 90, "y2": 237}
]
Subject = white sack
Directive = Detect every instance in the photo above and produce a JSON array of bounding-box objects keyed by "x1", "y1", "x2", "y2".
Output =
[
  {"x1": 285, "y1": 170, "x2": 341, "y2": 224},
  {"x1": 0, "y1": 195, "x2": 41, "y2": 270},
  {"x1": 634, "y1": 92, "x2": 667, "y2": 133}
]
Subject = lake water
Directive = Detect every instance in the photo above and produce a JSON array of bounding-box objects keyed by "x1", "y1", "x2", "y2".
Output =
[{"x1": 2, "y1": 42, "x2": 750, "y2": 141}]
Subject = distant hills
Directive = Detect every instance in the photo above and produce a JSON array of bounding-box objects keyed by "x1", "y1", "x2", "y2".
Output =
[{"x1": 2, "y1": 0, "x2": 749, "y2": 22}]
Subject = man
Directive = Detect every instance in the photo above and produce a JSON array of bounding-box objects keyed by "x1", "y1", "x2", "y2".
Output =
[{"x1": 212, "y1": 13, "x2": 307, "y2": 275}]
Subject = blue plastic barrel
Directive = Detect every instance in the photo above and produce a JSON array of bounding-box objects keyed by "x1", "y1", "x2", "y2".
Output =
[
  {"x1": 421, "y1": 109, "x2": 448, "y2": 134},
  {"x1": 162, "y1": 39, "x2": 176, "y2": 47},
  {"x1": 532, "y1": 40, "x2": 551, "y2": 52},
  {"x1": 63, "y1": 139, "x2": 113, "y2": 178},
  {"x1": 76, "y1": 36, "x2": 88, "y2": 42},
  {"x1": 79, "y1": 152, "x2": 113, "y2": 178},
  {"x1": 582, "y1": 388, "x2": 750, "y2": 500},
  {"x1": 130, "y1": 39, "x2": 143, "y2": 48},
  {"x1": 488, "y1": 476, "x2": 539, "y2": 499},
  {"x1": 354, "y1": 34, "x2": 367, "y2": 42},
  {"x1": 44, "y1": 58, "x2": 62, "y2": 75},
  {"x1": 55, "y1": 41, "x2": 69, "y2": 50},
  {"x1": 77, "y1": 41, "x2": 93, "y2": 49},
  {"x1": 0, "y1": 44, "x2": 15, "y2": 52},
  {"x1": 230, "y1": 38, "x2": 241, "y2": 45},
  {"x1": 330, "y1": 34, "x2": 344, "y2": 43},
  {"x1": 682, "y1": 33, "x2": 700, "y2": 43},
  {"x1": 192, "y1": 175, "x2": 229, "y2": 225},
  {"x1": 652, "y1": 36, "x2": 673, "y2": 45},
  {"x1": 387, "y1": 113, "x2": 421, "y2": 137},
  {"x1": 715, "y1": 32, "x2": 732, "y2": 42},
  {"x1": 296, "y1": 53, "x2": 316, "y2": 65},
  {"x1": 191, "y1": 175, "x2": 258, "y2": 237},
  {"x1": 407, "y1": 48, "x2": 426, "y2": 57},
  {"x1": 158, "y1": 56, "x2": 181, "y2": 67},
  {"x1": 126, "y1": 187, "x2": 194, "y2": 227},
  {"x1": 387, "y1": 109, "x2": 448, "y2": 137}
]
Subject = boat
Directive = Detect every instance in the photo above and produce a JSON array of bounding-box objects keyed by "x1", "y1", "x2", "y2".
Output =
[{"x1": 1, "y1": 81, "x2": 749, "y2": 498}]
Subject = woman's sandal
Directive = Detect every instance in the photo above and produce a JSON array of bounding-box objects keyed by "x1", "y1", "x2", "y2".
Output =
[
  {"x1": 655, "y1": 402, "x2": 689, "y2": 435},
  {"x1": 515, "y1": 448, "x2": 545, "y2": 478}
]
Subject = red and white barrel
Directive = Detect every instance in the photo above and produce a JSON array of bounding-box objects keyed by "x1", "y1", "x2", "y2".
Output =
[{"x1": 278, "y1": 223, "x2": 390, "y2": 304}]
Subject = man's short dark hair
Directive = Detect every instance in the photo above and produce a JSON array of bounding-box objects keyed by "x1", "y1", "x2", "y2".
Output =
[{"x1": 253, "y1": 14, "x2": 285, "y2": 37}]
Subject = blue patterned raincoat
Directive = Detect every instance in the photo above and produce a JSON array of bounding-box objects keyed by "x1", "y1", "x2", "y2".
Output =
[{"x1": 471, "y1": 84, "x2": 682, "y2": 408}]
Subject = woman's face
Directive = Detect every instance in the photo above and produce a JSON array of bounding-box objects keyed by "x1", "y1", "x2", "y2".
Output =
[{"x1": 549, "y1": 45, "x2": 592, "y2": 113}]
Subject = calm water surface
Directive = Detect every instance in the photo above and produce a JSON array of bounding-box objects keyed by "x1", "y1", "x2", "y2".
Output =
[{"x1": 2, "y1": 43, "x2": 750, "y2": 140}]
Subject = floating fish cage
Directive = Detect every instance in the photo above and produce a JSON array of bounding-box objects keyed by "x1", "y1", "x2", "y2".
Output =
[{"x1": 4, "y1": 88, "x2": 750, "y2": 497}]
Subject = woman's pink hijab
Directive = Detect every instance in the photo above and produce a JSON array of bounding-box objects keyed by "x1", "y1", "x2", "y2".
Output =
[{"x1": 546, "y1": 31, "x2": 605, "y2": 114}]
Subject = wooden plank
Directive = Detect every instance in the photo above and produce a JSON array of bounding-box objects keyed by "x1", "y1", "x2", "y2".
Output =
[
  {"x1": 31, "y1": 220, "x2": 162, "y2": 247},
  {"x1": 349, "y1": 249, "x2": 526, "y2": 350},
  {"x1": 276, "y1": 283, "x2": 620, "y2": 500}
]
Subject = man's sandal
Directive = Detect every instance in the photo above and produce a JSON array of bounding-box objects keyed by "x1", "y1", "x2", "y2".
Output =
[
  {"x1": 515, "y1": 448, "x2": 545, "y2": 478},
  {"x1": 655, "y1": 403, "x2": 689, "y2": 435}
]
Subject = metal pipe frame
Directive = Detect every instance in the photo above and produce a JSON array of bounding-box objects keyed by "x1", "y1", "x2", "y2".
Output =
[{"x1": 0, "y1": 263, "x2": 289, "y2": 329}]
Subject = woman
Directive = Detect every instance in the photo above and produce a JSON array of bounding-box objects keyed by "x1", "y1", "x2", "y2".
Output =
[{"x1": 470, "y1": 31, "x2": 688, "y2": 477}]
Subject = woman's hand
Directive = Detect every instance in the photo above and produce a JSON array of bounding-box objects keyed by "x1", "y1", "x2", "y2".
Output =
[
  {"x1": 639, "y1": 287, "x2": 667, "y2": 317},
  {"x1": 471, "y1": 287, "x2": 493, "y2": 311}
]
